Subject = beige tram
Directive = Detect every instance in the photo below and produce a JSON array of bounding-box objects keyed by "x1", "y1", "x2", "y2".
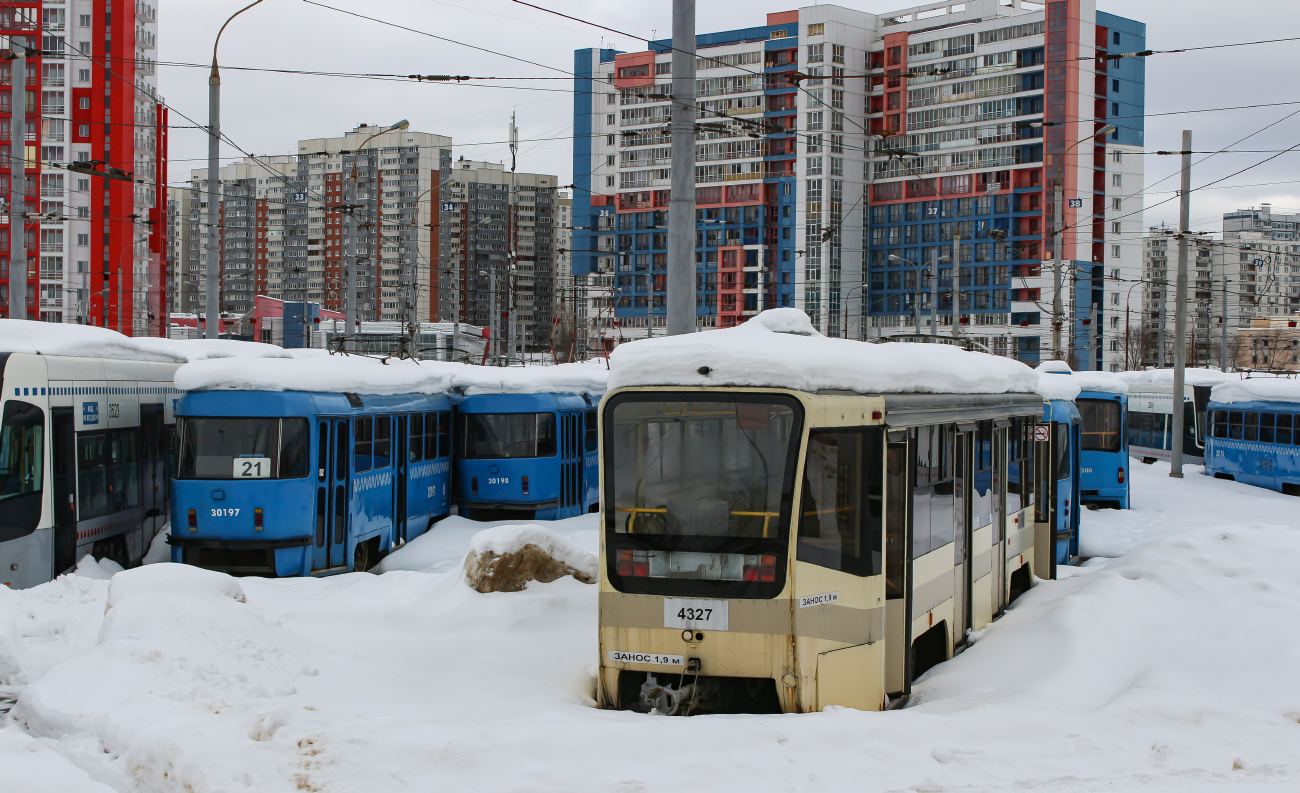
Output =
[{"x1": 597, "y1": 380, "x2": 1043, "y2": 714}]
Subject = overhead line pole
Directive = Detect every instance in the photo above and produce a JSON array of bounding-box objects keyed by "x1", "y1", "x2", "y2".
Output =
[
  {"x1": 666, "y1": 0, "x2": 697, "y2": 336},
  {"x1": 1170, "y1": 130, "x2": 1192, "y2": 478}
]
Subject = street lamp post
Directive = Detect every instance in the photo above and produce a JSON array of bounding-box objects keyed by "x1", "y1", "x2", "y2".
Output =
[
  {"x1": 346, "y1": 120, "x2": 410, "y2": 338},
  {"x1": 206, "y1": 0, "x2": 265, "y2": 339},
  {"x1": 1051, "y1": 123, "x2": 1116, "y2": 359}
]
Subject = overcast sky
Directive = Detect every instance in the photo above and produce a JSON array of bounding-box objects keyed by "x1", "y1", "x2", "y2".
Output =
[{"x1": 161, "y1": 1, "x2": 1300, "y2": 236}]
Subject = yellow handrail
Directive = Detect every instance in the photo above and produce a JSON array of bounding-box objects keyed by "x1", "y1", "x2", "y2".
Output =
[{"x1": 617, "y1": 507, "x2": 779, "y2": 538}]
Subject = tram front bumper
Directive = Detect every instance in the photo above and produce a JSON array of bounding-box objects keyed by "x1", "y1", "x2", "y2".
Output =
[{"x1": 168, "y1": 535, "x2": 312, "y2": 577}]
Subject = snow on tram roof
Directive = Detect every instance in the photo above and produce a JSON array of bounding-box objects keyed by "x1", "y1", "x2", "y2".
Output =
[
  {"x1": 1114, "y1": 368, "x2": 1238, "y2": 388},
  {"x1": 1033, "y1": 362, "x2": 1128, "y2": 398},
  {"x1": 450, "y1": 360, "x2": 608, "y2": 397},
  {"x1": 0, "y1": 319, "x2": 290, "y2": 363},
  {"x1": 1211, "y1": 377, "x2": 1300, "y2": 405},
  {"x1": 606, "y1": 309, "x2": 1039, "y2": 396},
  {"x1": 175, "y1": 355, "x2": 454, "y2": 396},
  {"x1": 175, "y1": 356, "x2": 608, "y2": 397}
]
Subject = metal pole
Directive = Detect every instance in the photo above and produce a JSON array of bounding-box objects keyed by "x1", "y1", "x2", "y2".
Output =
[
  {"x1": 490, "y1": 268, "x2": 499, "y2": 364},
  {"x1": 1171, "y1": 130, "x2": 1192, "y2": 478},
  {"x1": 1220, "y1": 274, "x2": 1229, "y2": 371},
  {"x1": 929, "y1": 255, "x2": 938, "y2": 337},
  {"x1": 9, "y1": 50, "x2": 25, "y2": 322},
  {"x1": 508, "y1": 114, "x2": 518, "y2": 363},
  {"x1": 205, "y1": 61, "x2": 220, "y2": 338},
  {"x1": 912, "y1": 262, "x2": 921, "y2": 332},
  {"x1": 345, "y1": 153, "x2": 358, "y2": 337},
  {"x1": 666, "y1": 0, "x2": 697, "y2": 336},
  {"x1": 1157, "y1": 266, "x2": 1167, "y2": 367},
  {"x1": 1051, "y1": 159, "x2": 1064, "y2": 358},
  {"x1": 952, "y1": 227, "x2": 961, "y2": 336}
]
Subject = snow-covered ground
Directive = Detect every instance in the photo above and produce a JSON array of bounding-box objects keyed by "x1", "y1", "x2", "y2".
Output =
[{"x1": 3, "y1": 463, "x2": 1300, "y2": 792}]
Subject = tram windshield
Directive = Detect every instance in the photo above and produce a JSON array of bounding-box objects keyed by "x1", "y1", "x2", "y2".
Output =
[
  {"x1": 457, "y1": 413, "x2": 557, "y2": 459},
  {"x1": 176, "y1": 417, "x2": 310, "y2": 480},
  {"x1": 604, "y1": 393, "x2": 802, "y2": 598},
  {"x1": 0, "y1": 400, "x2": 43, "y2": 503},
  {"x1": 1077, "y1": 399, "x2": 1121, "y2": 452}
]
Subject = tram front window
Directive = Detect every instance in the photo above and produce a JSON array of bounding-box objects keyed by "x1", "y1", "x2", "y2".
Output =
[
  {"x1": 604, "y1": 394, "x2": 802, "y2": 598},
  {"x1": 458, "y1": 413, "x2": 557, "y2": 459},
  {"x1": 176, "y1": 417, "x2": 310, "y2": 480},
  {"x1": 0, "y1": 400, "x2": 44, "y2": 540},
  {"x1": 1078, "y1": 399, "x2": 1121, "y2": 452}
]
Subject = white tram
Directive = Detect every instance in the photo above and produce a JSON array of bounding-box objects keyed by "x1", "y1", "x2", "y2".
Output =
[
  {"x1": 0, "y1": 321, "x2": 287, "y2": 588},
  {"x1": 596, "y1": 310, "x2": 1045, "y2": 714}
]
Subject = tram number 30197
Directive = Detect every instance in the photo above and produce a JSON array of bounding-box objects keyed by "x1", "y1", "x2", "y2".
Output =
[{"x1": 211, "y1": 508, "x2": 241, "y2": 517}]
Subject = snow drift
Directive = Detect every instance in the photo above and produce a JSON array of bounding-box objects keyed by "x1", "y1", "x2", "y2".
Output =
[
  {"x1": 1211, "y1": 377, "x2": 1300, "y2": 404},
  {"x1": 608, "y1": 308, "x2": 1039, "y2": 395},
  {"x1": 175, "y1": 355, "x2": 456, "y2": 396},
  {"x1": 0, "y1": 319, "x2": 289, "y2": 362}
]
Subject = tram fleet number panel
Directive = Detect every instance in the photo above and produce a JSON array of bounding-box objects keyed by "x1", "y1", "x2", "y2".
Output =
[{"x1": 596, "y1": 388, "x2": 1043, "y2": 715}]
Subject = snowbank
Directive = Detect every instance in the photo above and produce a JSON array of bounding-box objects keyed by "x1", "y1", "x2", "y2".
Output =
[
  {"x1": 608, "y1": 309, "x2": 1039, "y2": 395},
  {"x1": 104, "y1": 563, "x2": 246, "y2": 609},
  {"x1": 174, "y1": 355, "x2": 455, "y2": 396},
  {"x1": 1210, "y1": 377, "x2": 1300, "y2": 405},
  {"x1": 466, "y1": 523, "x2": 598, "y2": 583},
  {"x1": 451, "y1": 359, "x2": 608, "y2": 396},
  {"x1": 0, "y1": 726, "x2": 116, "y2": 793},
  {"x1": 0, "y1": 319, "x2": 289, "y2": 363},
  {"x1": 1115, "y1": 368, "x2": 1237, "y2": 388}
]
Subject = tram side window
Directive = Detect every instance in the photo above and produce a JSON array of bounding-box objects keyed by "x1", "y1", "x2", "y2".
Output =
[
  {"x1": 1007, "y1": 418, "x2": 1034, "y2": 514},
  {"x1": 354, "y1": 417, "x2": 373, "y2": 472},
  {"x1": 972, "y1": 421, "x2": 995, "y2": 529},
  {"x1": 77, "y1": 433, "x2": 108, "y2": 519},
  {"x1": 409, "y1": 413, "x2": 424, "y2": 462},
  {"x1": 176, "y1": 418, "x2": 308, "y2": 480},
  {"x1": 1244, "y1": 412, "x2": 1259, "y2": 443},
  {"x1": 1078, "y1": 399, "x2": 1121, "y2": 452},
  {"x1": 1212, "y1": 410, "x2": 1228, "y2": 439},
  {"x1": 1278, "y1": 413, "x2": 1294, "y2": 446},
  {"x1": 912, "y1": 424, "x2": 955, "y2": 559},
  {"x1": 585, "y1": 409, "x2": 598, "y2": 452},
  {"x1": 1259, "y1": 412, "x2": 1275, "y2": 444},
  {"x1": 108, "y1": 432, "x2": 140, "y2": 512},
  {"x1": 374, "y1": 415, "x2": 391, "y2": 469},
  {"x1": 1227, "y1": 411, "x2": 1243, "y2": 440},
  {"x1": 797, "y1": 428, "x2": 883, "y2": 576}
]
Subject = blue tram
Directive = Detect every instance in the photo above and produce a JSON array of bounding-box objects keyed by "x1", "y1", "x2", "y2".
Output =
[
  {"x1": 170, "y1": 390, "x2": 453, "y2": 576},
  {"x1": 454, "y1": 391, "x2": 599, "y2": 520},
  {"x1": 1035, "y1": 398, "x2": 1082, "y2": 575},
  {"x1": 1205, "y1": 389, "x2": 1300, "y2": 497},
  {"x1": 1077, "y1": 387, "x2": 1130, "y2": 509}
]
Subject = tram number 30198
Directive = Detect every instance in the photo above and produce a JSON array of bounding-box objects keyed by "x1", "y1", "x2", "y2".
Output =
[{"x1": 487, "y1": 477, "x2": 509, "y2": 485}]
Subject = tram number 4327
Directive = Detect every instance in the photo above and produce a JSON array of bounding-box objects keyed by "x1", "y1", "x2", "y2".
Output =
[{"x1": 663, "y1": 598, "x2": 729, "y2": 631}]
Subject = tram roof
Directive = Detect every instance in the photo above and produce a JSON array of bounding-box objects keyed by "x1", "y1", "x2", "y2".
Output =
[
  {"x1": 176, "y1": 355, "x2": 454, "y2": 396},
  {"x1": 606, "y1": 309, "x2": 1040, "y2": 397},
  {"x1": 0, "y1": 319, "x2": 290, "y2": 364},
  {"x1": 1115, "y1": 368, "x2": 1238, "y2": 389},
  {"x1": 1034, "y1": 362, "x2": 1128, "y2": 398},
  {"x1": 1210, "y1": 377, "x2": 1300, "y2": 405},
  {"x1": 450, "y1": 360, "x2": 608, "y2": 397}
]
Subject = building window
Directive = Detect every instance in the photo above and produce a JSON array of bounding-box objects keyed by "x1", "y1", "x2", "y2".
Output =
[
  {"x1": 1111, "y1": 292, "x2": 1120, "y2": 305},
  {"x1": 1112, "y1": 221, "x2": 1121, "y2": 234},
  {"x1": 1112, "y1": 78, "x2": 1119, "y2": 92},
  {"x1": 606, "y1": 114, "x2": 615, "y2": 125},
  {"x1": 1112, "y1": 173, "x2": 1122, "y2": 187},
  {"x1": 1113, "y1": 197, "x2": 1122, "y2": 210},
  {"x1": 1112, "y1": 245, "x2": 1122, "y2": 258},
  {"x1": 607, "y1": 93, "x2": 615, "y2": 105},
  {"x1": 1112, "y1": 102, "x2": 1120, "y2": 116},
  {"x1": 806, "y1": 111, "x2": 823, "y2": 131},
  {"x1": 1112, "y1": 150, "x2": 1122, "y2": 163},
  {"x1": 808, "y1": 44, "x2": 824, "y2": 63},
  {"x1": 807, "y1": 23, "x2": 824, "y2": 36},
  {"x1": 832, "y1": 44, "x2": 845, "y2": 64},
  {"x1": 1113, "y1": 31, "x2": 1121, "y2": 44},
  {"x1": 606, "y1": 176, "x2": 614, "y2": 187},
  {"x1": 78, "y1": 96, "x2": 89, "y2": 110}
]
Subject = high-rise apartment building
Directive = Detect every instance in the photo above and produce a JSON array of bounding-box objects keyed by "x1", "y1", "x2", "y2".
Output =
[
  {"x1": 0, "y1": 0, "x2": 166, "y2": 335},
  {"x1": 1140, "y1": 228, "x2": 1219, "y2": 368},
  {"x1": 444, "y1": 158, "x2": 559, "y2": 354},
  {"x1": 573, "y1": 0, "x2": 1145, "y2": 368},
  {"x1": 1217, "y1": 204, "x2": 1300, "y2": 323},
  {"x1": 185, "y1": 126, "x2": 451, "y2": 325},
  {"x1": 165, "y1": 184, "x2": 189, "y2": 314}
]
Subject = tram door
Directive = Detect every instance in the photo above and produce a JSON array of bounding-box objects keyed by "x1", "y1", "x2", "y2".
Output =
[
  {"x1": 991, "y1": 424, "x2": 1008, "y2": 614},
  {"x1": 883, "y1": 434, "x2": 911, "y2": 698},
  {"x1": 313, "y1": 419, "x2": 350, "y2": 571},
  {"x1": 51, "y1": 408, "x2": 78, "y2": 575},
  {"x1": 394, "y1": 415, "x2": 408, "y2": 543},
  {"x1": 951, "y1": 429, "x2": 973, "y2": 646}
]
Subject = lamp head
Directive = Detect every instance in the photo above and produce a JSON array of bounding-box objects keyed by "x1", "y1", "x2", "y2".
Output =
[
  {"x1": 1097, "y1": 124, "x2": 1117, "y2": 137},
  {"x1": 390, "y1": 119, "x2": 411, "y2": 132},
  {"x1": 888, "y1": 254, "x2": 900, "y2": 261}
]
